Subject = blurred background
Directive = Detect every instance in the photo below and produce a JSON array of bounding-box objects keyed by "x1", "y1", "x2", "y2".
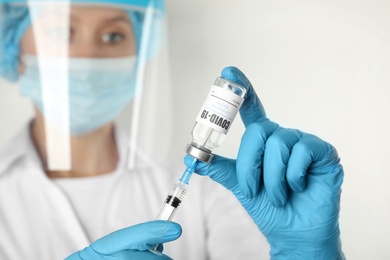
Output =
[{"x1": 1, "y1": 0, "x2": 389, "y2": 258}]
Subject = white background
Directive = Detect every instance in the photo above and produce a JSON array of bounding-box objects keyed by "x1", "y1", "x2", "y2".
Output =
[
  {"x1": 1, "y1": 0, "x2": 389, "y2": 259},
  {"x1": 166, "y1": 0, "x2": 390, "y2": 259}
]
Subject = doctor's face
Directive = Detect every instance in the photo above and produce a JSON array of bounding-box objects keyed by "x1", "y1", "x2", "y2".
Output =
[
  {"x1": 19, "y1": 5, "x2": 136, "y2": 61},
  {"x1": 16, "y1": 5, "x2": 139, "y2": 136}
]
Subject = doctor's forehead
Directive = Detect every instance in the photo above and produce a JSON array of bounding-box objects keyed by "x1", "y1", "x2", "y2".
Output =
[
  {"x1": 70, "y1": 6, "x2": 131, "y2": 25},
  {"x1": 34, "y1": 5, "x2": 131, "y2": 27}
]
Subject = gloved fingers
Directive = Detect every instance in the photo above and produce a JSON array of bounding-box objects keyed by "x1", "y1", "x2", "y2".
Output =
[
  {"x1": 236, "y1": 121, "x2": 279, "y2": 197},
  {"x1": 185, "y1": 154, "x2": 239, "y2": 192},
  {"x1": 122, "y1": 250, "x2": 174, "y2": 260},
  {"x1": 263, "y1": 128, "x2": 303, "y2": 206},
  {"x1": 286, "y1": 133, "x2": 336, "y2": 192},
  {"x1": 221, "y1": 66, "x2": 267, "y2": 126},
  {"x1": 67, "y1": 246, "x2": 173, "y2": 260},
  {"x1": 88, "y1": 220, "x2": 181, "y2": 255}
]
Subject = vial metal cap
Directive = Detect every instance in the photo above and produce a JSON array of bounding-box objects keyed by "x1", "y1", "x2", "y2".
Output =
[{"x1": 186, "y1": 143, "x2": 213, "y2": 163}]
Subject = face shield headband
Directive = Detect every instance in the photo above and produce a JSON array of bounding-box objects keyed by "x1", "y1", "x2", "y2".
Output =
[{"x1": 0, "y1": 0, "x2": 164, "y2": 81}]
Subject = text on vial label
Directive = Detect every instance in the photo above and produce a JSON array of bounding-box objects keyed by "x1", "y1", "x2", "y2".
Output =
[{"x1": 196, "y1": 85, "x2": 244, "y2": 134}]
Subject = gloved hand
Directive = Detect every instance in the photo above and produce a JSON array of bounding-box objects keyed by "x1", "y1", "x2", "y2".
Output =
[
  {"x1": 65, "y1": 220, "x2": 181, "y2": 260},
  {"x1": 185, "y1": 67, "x2": 344, "y2": 260}
]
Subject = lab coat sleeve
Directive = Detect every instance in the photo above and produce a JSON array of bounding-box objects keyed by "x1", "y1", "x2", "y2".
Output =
[{"x1": 201, "y1": 176, "x2": 270, "y2": 259}]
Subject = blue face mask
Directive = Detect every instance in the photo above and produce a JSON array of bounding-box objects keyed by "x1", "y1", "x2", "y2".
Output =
[{"x1": 19, "y1": 55, "x2": 137, "y2": 135}]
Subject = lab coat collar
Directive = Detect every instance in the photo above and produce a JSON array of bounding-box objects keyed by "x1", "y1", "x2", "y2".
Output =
[
  {"x1": 0, "y1": 119, "x2": 158, "y2": 178},
  {"x1": 0, "y1": 120, "x2": 42, "y2": 177}
]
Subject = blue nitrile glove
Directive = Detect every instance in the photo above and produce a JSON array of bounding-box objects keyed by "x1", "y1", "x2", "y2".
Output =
[
  {"x1": 65, "y1": 220, "x2": 181, "y2": 260},
  {"x1": 185, "y1": 66, "x2": 344, "y2": 260}
]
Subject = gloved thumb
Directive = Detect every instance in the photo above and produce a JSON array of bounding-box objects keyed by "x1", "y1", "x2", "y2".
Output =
[
  {"x1": 92, "y1": 220, "x2": 181, "y2": 253},
  {"x1": 66, "y1": 220, "x2": 181, "y2": 260}
]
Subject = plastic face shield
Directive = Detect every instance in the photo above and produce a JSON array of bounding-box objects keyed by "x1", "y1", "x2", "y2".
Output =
[{"x1": 0, "y1": 0, "x2": 173, "y2": 172}]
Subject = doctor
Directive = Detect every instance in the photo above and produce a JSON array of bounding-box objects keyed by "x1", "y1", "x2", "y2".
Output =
[
  {"x1": 0, "y1": 0, "x2": 344, "y2": 260},
  {"x1": 0, "y1": 0, "x2": 267, "y2": 259}
]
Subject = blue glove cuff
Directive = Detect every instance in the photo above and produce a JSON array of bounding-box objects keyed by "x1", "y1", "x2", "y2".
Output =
[{"x1": 268, "y1": 231, "x2": 344, "y2": 260}]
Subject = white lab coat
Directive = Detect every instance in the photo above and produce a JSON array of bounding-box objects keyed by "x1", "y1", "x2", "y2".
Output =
[{"x1": 0, "y1": 122, "x2": 269, "y2": 260}]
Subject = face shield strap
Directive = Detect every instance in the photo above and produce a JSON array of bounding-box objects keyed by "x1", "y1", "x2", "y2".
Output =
[{"x1": 6, "y1": 0, "x2": 163, "y2": 11}]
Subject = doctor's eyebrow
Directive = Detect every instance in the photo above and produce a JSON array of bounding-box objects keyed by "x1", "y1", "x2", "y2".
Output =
[
  {"x1": 69, "y1": 14, "x2": 131, "y2": 26},
  {"x1": 104, "y1": 16, "x2": 132, "y2": 25}
]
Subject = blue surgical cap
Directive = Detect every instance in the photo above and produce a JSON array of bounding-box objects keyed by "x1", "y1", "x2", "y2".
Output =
[
  {"x1": 0, "y1": 4, "x2": 31, "y2": 81},
  {"x1": 0, "y1": 2, "x2": 150, "y2": 82}
]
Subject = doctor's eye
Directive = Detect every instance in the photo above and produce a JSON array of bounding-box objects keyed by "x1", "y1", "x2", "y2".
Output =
[{"x1": 101, "y1": 32, "x2": 125, "y2": 44}]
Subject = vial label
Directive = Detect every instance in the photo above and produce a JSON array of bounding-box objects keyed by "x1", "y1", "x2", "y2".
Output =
[{"x1": 196, "y1": 85, "x2": 244, "y2": 134}]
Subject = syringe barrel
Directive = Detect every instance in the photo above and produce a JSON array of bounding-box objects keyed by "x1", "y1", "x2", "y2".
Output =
[
  {"x1": 156, "y1": 182, "x2": 187, "y2": 221},
  {"x1": 150, "y1": 185, "x2": 185, "y2": 255}
]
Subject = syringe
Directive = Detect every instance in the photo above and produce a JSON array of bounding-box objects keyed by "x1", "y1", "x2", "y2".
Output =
[
  {"x1": 150, "y1": 157, "x2": 198, "y2": 254},
  {"x1": 150, "y1": 76, "x2": 246, "y2": 254},
  {"x1": 156, "y1": 157, "x2": 197, "y2": 221}
]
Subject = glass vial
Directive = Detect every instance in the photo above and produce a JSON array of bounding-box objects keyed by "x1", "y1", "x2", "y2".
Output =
[{"x1": 186, "y1": 76, "x2": 246, "y2": 163}]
